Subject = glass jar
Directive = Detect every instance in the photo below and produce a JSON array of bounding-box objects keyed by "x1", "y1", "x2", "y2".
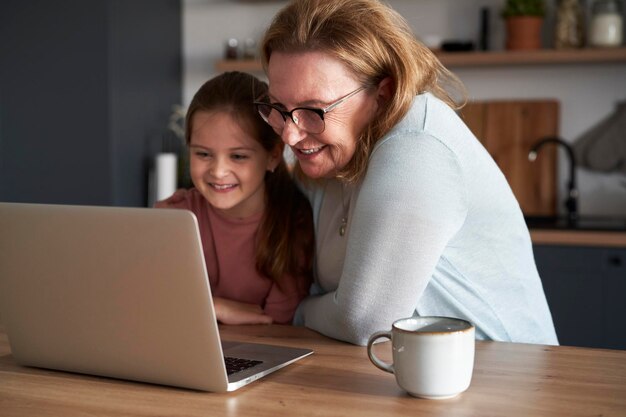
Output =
[
  {"x1": 243, "y1": 38, "x2": 257, "y2": 60},
  {"x1": 555, "y1": 0, "x2": 585, "y2": 49},
  {"x1": 589, "y1": 0, "x2": 623, "y2": 47}
]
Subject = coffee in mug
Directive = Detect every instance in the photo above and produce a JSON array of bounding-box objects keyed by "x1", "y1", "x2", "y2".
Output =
[{"x1": 367, "y1": 316, "x2": 475, "y2": 399}]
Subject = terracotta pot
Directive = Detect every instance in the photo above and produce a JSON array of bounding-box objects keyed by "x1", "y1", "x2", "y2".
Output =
[{"x1": 506, "y1": 16, "x2": 544, "y2": 50}]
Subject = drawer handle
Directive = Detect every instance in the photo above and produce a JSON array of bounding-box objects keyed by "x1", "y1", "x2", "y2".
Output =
[{"x1": 608, "y1": 255, "x2": 623, "y2": 267}]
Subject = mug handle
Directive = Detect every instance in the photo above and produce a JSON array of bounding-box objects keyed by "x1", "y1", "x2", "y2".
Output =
[{"x1": 367, "y1": 330, "x2": 394, "y2": 374}]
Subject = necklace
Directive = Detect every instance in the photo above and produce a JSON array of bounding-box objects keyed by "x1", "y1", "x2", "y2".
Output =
[{"x1": 339, "y1": 183, "x2": 348, "y2": 237}]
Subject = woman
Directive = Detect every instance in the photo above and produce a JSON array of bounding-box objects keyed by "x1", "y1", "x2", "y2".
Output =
[{"x1": 255, "y1": 0, "x2": 558, "y2": 345}]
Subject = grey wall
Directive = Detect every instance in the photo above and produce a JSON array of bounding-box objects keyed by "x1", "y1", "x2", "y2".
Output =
[
  {"x1": 182, "y1": 0, "x2": 626, "y2": 217},
  {"x1": 2, "y1": 0, "x2": 624, "y2": 212},
  {"x1": 0, "y1": 0, "x2": 182, "y2": 207}
]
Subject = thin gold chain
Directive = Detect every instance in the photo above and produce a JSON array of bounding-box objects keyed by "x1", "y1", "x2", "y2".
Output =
[{"x1": 339, "y1": 183, "x2": 348, "y2": 237}]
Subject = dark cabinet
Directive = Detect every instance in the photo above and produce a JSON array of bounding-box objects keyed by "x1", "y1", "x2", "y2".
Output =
[
  {"x1": 0, "y1": 0, "x2": 181, "y2": 207},
  {"x1": 604, "y1": 248, "x2": 626, "y2": 349},
  {"x1": 533, "y1": 244, "x2": 626, "y2": 349}
]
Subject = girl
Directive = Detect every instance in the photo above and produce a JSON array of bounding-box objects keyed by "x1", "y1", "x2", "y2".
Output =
[{"x1": 156, "y1": 71, "x2": 314, "y2": 325}]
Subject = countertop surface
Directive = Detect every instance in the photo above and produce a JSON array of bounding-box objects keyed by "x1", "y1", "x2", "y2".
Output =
[{"x1": 527, "y1": 216, "x2": 626, "y2": 247}]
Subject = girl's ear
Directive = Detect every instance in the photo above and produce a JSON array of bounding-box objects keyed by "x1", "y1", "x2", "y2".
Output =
[{"x1": 267, "y1": 142, "x2": 284, "y2": 173}]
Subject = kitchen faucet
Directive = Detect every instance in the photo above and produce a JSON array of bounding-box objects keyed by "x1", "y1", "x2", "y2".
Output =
[{"x1": 528, "y1": 137, "x2": 579, "y2": 223}]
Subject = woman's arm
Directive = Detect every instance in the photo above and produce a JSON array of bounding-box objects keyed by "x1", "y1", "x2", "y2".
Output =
[{"x1": 298, "y1": 133, "x2": 468, "y2": 345}]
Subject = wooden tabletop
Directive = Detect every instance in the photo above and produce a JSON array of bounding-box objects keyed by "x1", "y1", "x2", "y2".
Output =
[{"x1": 1, "y1": 323, "x2": 625, "y2": 417}]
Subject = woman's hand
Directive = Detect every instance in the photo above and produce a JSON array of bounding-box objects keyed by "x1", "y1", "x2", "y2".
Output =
[{"x1": 213, "y1": 297, "x2": 273, "y2": 325}]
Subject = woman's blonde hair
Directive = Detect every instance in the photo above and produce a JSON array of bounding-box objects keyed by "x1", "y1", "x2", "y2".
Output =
[{"x1": 261, "y1": 0, "x2": 467, "y2": 182}]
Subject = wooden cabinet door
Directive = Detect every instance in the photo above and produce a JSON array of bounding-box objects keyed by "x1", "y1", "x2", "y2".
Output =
[{"x1": 462, "y1": 100, "x2": 559, "y2": 216}]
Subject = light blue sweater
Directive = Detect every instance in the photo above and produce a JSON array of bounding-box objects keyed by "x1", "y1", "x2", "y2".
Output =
[{"x1": 296, "y1": 93, "x2": 559, "y2": 346}]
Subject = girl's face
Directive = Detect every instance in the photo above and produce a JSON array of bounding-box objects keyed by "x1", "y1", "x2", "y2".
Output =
[
  {"x1": 189, "y1": 111, "x2": 281, "y2": 219},
  {"x1": 266, "y1": 50, "x2": 380, "y2": 179}
]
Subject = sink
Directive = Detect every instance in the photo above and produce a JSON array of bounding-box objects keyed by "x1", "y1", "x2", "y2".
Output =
[{"x1": 525, "y1": 215, "x2": 626, "y2": 232}]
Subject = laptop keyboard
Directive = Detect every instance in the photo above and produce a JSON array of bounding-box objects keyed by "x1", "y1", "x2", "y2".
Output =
[{"x1": 224, "y1": 356, "x2": 263, "y2": 375}]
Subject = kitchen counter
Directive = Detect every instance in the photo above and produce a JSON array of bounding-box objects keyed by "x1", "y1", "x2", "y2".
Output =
[
  {"x1": 527, "y1": 216, "x2": 626, "y2": 247},
  {"x1": 530, "y1": 229, "x2": 626, "y2": 247}
]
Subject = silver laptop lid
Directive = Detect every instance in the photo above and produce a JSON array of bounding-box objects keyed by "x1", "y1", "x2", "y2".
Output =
[{"x1": 0, "y1": 202, "x2": 231, "y2": 392}]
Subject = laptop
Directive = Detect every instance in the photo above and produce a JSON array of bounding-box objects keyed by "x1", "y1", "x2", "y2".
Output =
[{"x1": 0, "y1": 202, "x2": 313, "y2": 392}]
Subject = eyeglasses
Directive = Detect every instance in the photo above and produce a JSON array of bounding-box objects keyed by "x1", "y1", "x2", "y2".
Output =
[{"x1": 254, "y1": 86, "x2": 367, "y2": 134}]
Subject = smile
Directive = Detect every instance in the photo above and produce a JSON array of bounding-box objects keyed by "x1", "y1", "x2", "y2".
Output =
[
  {"x1": 210, "y1": 183, "x2": 237, "y2": 190},
  {"x1": 298, "y1": 145, "x2": 326, "y2": 155}
]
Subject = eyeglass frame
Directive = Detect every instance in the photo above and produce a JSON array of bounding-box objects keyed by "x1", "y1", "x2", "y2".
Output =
[{"x1": 253, "y1": 85, "x2": 368, "y2": 134}]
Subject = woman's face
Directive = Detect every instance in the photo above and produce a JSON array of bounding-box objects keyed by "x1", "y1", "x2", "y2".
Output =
[
  {"x1": 266, "y1": 51, "x2": 379, "y2": 179},
  {"x1": 189, "y1": 110, "x2": 280, "y2": 219}
]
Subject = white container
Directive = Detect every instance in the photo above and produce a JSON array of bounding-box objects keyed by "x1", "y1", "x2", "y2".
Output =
[
  {"x1": 155, "y1": 153, "x2": 178, "y2": 202},
  {"x1": 589, "y1": 0, "x2": 624, "y2": 47}
]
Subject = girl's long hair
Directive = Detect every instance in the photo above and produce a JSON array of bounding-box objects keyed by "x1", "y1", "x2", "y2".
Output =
[{"x1": 185, "y1": 71, "x2": 314, "y2": 286}]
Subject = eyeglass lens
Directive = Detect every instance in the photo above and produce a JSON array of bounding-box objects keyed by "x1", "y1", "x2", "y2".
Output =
[
  {"x1": 257, "y1": 105, "x2": 325, "y2": 134},
  {"x1": 256, "y1": 86, "x2": 366, "y2": 134}
]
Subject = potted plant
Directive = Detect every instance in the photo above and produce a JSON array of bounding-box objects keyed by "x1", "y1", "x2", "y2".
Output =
[{"x1": 502, "y1": 0, "x2": 546, "y2": 50}]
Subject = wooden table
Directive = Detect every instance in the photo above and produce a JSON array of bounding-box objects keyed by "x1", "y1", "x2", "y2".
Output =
[{"x1": 1, "y1": 323, "x2": 625, "y2": 417}]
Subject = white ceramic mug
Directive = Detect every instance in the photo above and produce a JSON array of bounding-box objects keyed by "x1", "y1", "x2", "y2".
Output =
[{"x1": 367, "y1": 316, "x2": 475, "y2": 399}]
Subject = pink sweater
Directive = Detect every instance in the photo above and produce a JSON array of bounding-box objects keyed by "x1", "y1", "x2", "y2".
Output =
[{"x1": 155, "y1": 188, "x2": 310, "y2": 324}]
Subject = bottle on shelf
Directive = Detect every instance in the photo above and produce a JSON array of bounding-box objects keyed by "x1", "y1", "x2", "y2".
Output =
[
  {"x1": 224, "y1": 38, "x2": 239, "y2": 60},
  {"x1": 589, "y1": 0, "x2": 624, "y2": 47}
]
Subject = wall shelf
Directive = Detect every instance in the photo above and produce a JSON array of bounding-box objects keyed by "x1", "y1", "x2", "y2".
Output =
[
  {"x1": 216, "y1": 47, "x2": 626, "y2": 72},
  {"x1": 435, "y1": 47, "x2": 626, "y2": 67},
  {"x1": 216, "y1": 59, "x2": 264, "y2": 72}
]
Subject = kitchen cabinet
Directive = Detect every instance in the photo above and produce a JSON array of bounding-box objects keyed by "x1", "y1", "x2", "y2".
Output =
[
  {"x1": 533, "y1": 243, "x2": 626, "y2": 350},
  {"x1": 605, "y1": 248, "x2": 626, "y2": 349}
]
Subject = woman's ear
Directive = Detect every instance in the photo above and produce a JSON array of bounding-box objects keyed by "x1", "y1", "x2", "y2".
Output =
[
  {"x1": 267, "y1": 142, "x2": 284, "y2": 173},
  {"x1": 375, "y1": 76, "x2": 394, "y2": 108}
]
